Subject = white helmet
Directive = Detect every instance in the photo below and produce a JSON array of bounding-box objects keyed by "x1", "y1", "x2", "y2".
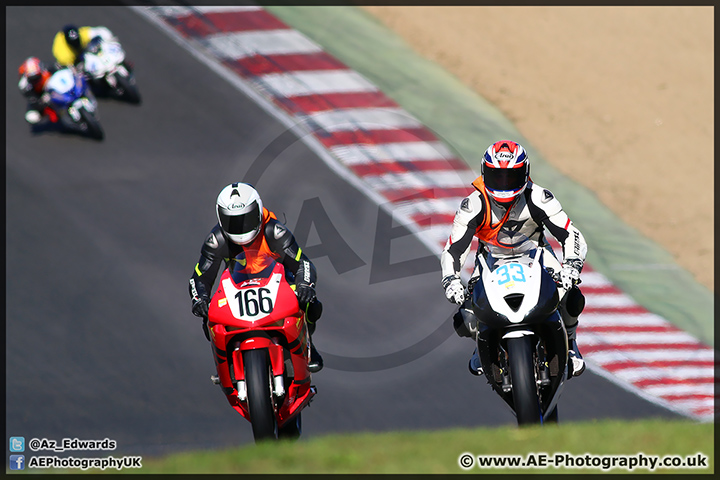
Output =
[{"x1": 216, "y1": 183, "x2": 264, "y2": 245}]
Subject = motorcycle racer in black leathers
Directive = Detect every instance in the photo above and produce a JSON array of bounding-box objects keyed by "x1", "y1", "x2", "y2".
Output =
[
  {"x1": 441, "y1": 140, "x2": 587, "y2": 378},
  {"x1": 189, "y1": 182, "x2": 324, "y2": 372},
  {"x1": 52, "y1": 24, "x2": 117, "y2": 66}
]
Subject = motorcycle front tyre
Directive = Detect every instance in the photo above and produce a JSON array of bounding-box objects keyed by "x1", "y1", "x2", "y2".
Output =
[
  {"x1": 507, "y1": 335, "x2": 542, "y2": 426},
  {"x1": 243, "y1": 349, "x2": 278, "y2": 442},
  {"x1": 115, "y1": 74, "x2": 141, "y2": 104},
  {"x1": 79, "y1": 108, "x2": 104, "y2": 141}
]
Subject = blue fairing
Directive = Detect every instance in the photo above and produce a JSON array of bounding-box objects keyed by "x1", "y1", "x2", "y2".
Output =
[{"x1": 48, "y1": 70, "x2": 87, "y2": 108}]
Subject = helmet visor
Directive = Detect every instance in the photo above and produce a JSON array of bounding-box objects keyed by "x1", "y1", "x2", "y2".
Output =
[
  {"x1": 484, "y1": 166, "x2": 527, "y2": 192},
  {"x1": 219, "y1": 202, "x2": 261, "y2": 236},
  {"x1": 27, "y1": 73, "x2": 42, "y2": 85}
]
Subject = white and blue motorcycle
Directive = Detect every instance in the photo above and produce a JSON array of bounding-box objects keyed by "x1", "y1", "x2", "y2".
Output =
[
  {"x1": 460, "y1": 247, "x2": 569, "y2": 425},
  {"x1": 44, "y1": 66, "x2": 103, "y2": 140}
]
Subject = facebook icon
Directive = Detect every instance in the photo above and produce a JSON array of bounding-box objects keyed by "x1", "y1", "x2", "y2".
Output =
[{"x1": 9, "y1": 454, "x2": 25, "y2": 470}]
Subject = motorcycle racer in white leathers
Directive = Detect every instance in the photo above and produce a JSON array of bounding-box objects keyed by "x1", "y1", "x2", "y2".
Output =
[{"x1": 440, "y1": 140, "x2": 587, "y2": 377}]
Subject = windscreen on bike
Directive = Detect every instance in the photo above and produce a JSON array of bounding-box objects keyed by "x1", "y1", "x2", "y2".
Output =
[
  {"x1": 46, "y1": 68, "x2": 84, "y2": 105},
  {"x1": 229, "y1": 250, "x2": 278, "y2": 284},
  {"x1": 483, "y1": 247, "x2": 541, "y2": 272},
  {"x1": 85, "y1": 36, "x2": 102, "y2": 54}
]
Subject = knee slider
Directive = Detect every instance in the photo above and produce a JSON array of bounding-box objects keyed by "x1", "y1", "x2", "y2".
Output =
[
  {"x1": 565, "y1": 286, "x2": 585, "y2": 317},
  {"x1": 453, "y1": 310, "x2": 471, "y2": 338},
  {"x1": 307, "y1": 299, "x2": 322, "y2": 323}
]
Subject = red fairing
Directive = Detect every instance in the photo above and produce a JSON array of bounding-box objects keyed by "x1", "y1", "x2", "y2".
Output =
[
  {"x1": 206, "y1": 260, "x2": 316, "y2": 428},
  {"x1": 210, "y1": 262, "x2": 300, "y2": 328}
]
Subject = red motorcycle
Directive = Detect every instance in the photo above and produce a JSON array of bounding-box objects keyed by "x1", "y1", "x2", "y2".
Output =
[{"x1": 207, "y1": 253, "x2": 317, "y2": 442}]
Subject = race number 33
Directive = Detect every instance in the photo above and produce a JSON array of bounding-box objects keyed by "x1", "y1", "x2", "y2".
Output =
[
  {"x1": 235, "y1": 288, "x2": 274, "y2": 316},
  {"x1": 496, "y1": 264, "x2": 526, "y2": 285}
]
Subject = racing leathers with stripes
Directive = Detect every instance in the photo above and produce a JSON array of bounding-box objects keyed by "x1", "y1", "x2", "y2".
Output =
[{"x1": 440, "y1": 178, "x2": 588, "y2": 350}]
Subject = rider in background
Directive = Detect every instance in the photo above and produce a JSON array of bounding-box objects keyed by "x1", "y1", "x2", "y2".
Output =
[
  {"x1": 17, "y1": 56, "x2": 58, "y2": 125},
  {"x1": 440, "y1": 140, "x2": 587, "y2": 378},
  {"x1": 52, "y1": 24, "x2": 117, "y2": 66},
  {"x1": 189, "y1": 183, "x2": 324, "y2": 373}
]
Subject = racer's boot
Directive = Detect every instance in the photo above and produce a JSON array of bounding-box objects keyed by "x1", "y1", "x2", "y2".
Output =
[
  {"x1": 566, "y1": 322, "x2": 585, "y2": 378},
  {"x1": 468, "y1": 348, "x2": 483, "y2": 376},
  {"x1": 307, "y1": 317, "x2": 324, "y2": 373},
  {"x1": 561, "y1": 287, "x2": 586, "y2": 378},
  {"x1": 308, "y1": 341, "x2": 324, "y2": 373}
]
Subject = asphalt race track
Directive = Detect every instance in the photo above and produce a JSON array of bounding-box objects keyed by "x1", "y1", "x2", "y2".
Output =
[{"x1": 6, "y1": 6, "x2": 682, "y2": 456}]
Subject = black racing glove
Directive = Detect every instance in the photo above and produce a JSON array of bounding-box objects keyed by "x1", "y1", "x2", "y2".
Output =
[
  {"x1": 191, "y1": 295, "x2": 209, "y2": 318},
  {"x1": 296, "y1": 283, "x2": 316, "y2": 306}
]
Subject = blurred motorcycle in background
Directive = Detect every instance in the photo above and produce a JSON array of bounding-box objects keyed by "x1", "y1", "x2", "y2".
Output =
[
  {"x1": 43, "y1": 66, "x2": 104, "y2": 140},
  {"x1": 80, "y1": 36, "x2": 141, "y2": 105}
]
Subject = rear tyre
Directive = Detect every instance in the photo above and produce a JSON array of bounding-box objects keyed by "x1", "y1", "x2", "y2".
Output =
[
  {"x1": 278, "y1": 413, "x2": 302, "y2": 440},
  {"x1": 544, "y1": 406, "x2": 559, "y2": 424},
  {"x1": 507, "y1": 336, "x2": 542, "y2": 426},
  {"x1": 243, "y1": 349, "x2": 277, "y2": 442}
]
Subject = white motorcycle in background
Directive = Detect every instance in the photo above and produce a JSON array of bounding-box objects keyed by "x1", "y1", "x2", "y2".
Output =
[{"x1": 81, "y1": 36, "x2": 141, "y2": 104}]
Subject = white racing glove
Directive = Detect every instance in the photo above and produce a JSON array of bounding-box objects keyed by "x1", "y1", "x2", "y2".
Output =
[
  {"x1": 559, "y1": 260, "x2": 582, "y2": 290},
  {"x1": 442, "y1": 275, "x2": 466, "y2": 305}
]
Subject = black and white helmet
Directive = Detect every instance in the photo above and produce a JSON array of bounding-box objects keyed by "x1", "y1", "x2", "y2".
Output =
[{"x1": 216, "y1": 183, "x2": 264, "y2": 245}]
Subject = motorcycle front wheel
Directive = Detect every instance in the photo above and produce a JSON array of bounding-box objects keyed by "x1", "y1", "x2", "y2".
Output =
[
  {"x1": 79, "y1": 108, "x2": 104, "y2": 141},
  {"x1": 507, "y1": 336, "x2": 542, "y2": 426},
  {"x1": 114, "y1": 73, "x2": 141, "y2": 104},
  {"x1": 243, "y1": 349, "x2": 277, "y2": 442}
]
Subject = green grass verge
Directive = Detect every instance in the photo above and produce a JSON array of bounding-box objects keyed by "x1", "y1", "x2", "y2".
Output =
[{"x1": 85, "y1": 419, "x2": 712, "y2": 474}]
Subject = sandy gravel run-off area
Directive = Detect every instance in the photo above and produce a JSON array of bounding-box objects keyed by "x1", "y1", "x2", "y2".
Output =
[{"x1": 362, "y1": 6, "x2": 713, "y2": 291}]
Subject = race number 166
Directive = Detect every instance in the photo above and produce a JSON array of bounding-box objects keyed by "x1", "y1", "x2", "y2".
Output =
[{"x1": 235, "y1": 288, "x2": 273, "y2": 316}]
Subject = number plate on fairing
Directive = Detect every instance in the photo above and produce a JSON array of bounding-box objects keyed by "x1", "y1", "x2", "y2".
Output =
[
  {"x1": 221, "y1": 273, "x2": 281, "y2": 321},
  {"x1": 491, "y1": 263, "x2": 528, "y2": 290},
  {"x1": 84, "y1": 41, "x2": 125, "y2": 78},
  {"x1": 480, "y1": 252, "x2": 544, "y2": 323},
  {"x1": 46, "y1": 69, "x2": 75, "y2": 94}
]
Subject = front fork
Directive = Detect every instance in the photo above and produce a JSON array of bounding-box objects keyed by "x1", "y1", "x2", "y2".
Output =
[
  {"x1": 492, "y1": 331, "x2": 548, "y2": 393},
  {"x1": 229, "y1": 338, "x2": 285, "y2": 402},
  {"x1": 536, "y1": 339, "x2": 551, "y2": 387},
  {"x1": 66, "y1": 97, "x2": 96, "y2": 125}
]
